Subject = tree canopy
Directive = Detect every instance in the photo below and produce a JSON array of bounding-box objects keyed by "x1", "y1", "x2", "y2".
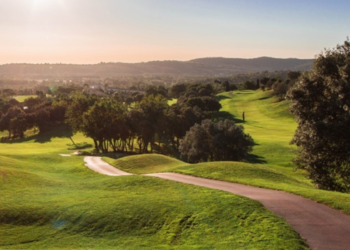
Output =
[
  {"x1": 179, "y1": 119, "x2": 253, "y2": 163},
  {"x1": 287, "y1": 39, "x2": 350, "y2": 192}
]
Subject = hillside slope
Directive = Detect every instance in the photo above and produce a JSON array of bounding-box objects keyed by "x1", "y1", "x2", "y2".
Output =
[{"x1": 0, "y1": 57, "x2": 312, "y2": 78}]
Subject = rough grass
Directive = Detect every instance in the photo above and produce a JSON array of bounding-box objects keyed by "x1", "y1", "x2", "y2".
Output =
[{"x1": 0, "y1": 129, "x2": 308, "y2": 249}]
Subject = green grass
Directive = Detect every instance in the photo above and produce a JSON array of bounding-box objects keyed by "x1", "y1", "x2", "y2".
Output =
[
  {"x1": 105, "y1": 90, "x2": 350, "y2": 216},
  {"x1": 0, "y1": 129, "x2": 308, "y2": 249},
  {"x1": 168, "y1": 98, "x2": 177, "y2": 106},
  {"x1": 219, "y1": 90, "x2": 297, "y2": 167},
  {"x1": 107, "y1": 154, "x2": 350, "y2": 216},
  {"x1": 103, "y1": 154, "x2": 188, "y2": 174},
  {"x1": 13, "y1": 95, "x2": 37, "y2": 102},
  {"x1": 217, "y1": 90, "x2": 311, "y2": 185}
]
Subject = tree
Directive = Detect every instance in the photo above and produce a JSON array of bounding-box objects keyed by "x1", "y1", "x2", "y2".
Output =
[
  {"x1": 240, "y1": 80, "x2": 257, "y2": 90},
  {"x1": 287, "y1": 39, "x2": 350, "y2": 192},
  {"x1": 287, "y1": 71, "x2": 301, "y2": 81},
  {"x1": 0, "y1": 106, "x2": 28, "y2": 138},
  {"x1": 272, "y1": 81, "x2": 288, "y2": 100},
  {"x1": 81, "y1": 99, "x2": 127, "y2": 153},
  {"x1": 65, "y1": 93, "x2": 98, "y2": 133},
  {"x1": 185, "y1": 96, "x2": 221, "y2": 113},
  {"x1": 169, "y1": 84, "x2": 187, "y2": 98},
  {"x1": 179, "y1": 119, "x2": 253, "y2": 163},
  {"x1": 178, "y1": 122, "x2": 211, "y2": 163}
]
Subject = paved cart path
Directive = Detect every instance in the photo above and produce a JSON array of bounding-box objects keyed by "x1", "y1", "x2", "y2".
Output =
[
  {"x1": 84, "y1": 156, "x2": 350, "y2": 250},
  {"x1": 84, "y1": 156, "x2": 132, "y2": 176}
]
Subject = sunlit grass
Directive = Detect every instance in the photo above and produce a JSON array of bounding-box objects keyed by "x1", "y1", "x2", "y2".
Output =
[
  {"x1": 13, "y1": 95, "x2": 37, "y2": 102},
  {"x1": 167, "y1": 98, "x2": 177, "y2": 106},
  {"x1": 107, "y1": 153, "x2": 350, "y2": 216},
  {"x1": 0, "y1": 129, "x2": 308, "y2": 249}
]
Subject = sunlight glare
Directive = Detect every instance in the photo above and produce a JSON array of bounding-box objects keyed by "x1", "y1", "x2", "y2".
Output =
[{"x1": 32, "y1": 0, "x2": 63, "y2": 10}]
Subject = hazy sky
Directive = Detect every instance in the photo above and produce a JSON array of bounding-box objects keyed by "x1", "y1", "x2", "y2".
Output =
[{"x1": 1, "y1": 0, "x2": 349, "y2": 64}]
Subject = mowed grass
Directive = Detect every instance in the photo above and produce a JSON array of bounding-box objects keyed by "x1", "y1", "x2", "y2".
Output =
[
  {"x1": 219, "y1": 90, "x2": 297, "y2": 168},
  {"x1": 103, "y1": 154, "x2": 188, "y2": 174},
  {"x1": 106, "y1": 90, "x2": 350, "y2": 216},
  {"x1": 0, "y1": 129, "x2": 308, "y2": 249},
  {"x1": 108, "y1": 154, "x2": 350, "y2": 216},
  {"x1": 218, "y1": 90, "x2": 310, "y2": 184}
]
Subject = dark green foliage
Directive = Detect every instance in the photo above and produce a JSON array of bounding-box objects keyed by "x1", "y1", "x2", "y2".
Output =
[
  {"x1": 0, "y1": 106, "x2": 27, "y2": 138},
  {"x1": 287, "y1": 39, "x2": 350, "y2": 192},
  {"x1": 179, "y1": 119, "x2": 254, "y2": 163},
  {"x1": 81, "y1": 98, "x2": 127, "y2": 153},
  {"x1": 1, "y1": 88, "x2": 16, "y2": 97},
  {"x1": 169, "y1": 83, "x2": 187, "y2": 98},
  {"x1": 240, "y1": 80, "x2": 257, "y2": 90},
  {"x1": 260, "y1": 77, "x2": 270, "y2": 89},
  {"x1": 287, "y1": 71, "x2": 302, "y2": 81},
  {"x1": 145, "y1": 85, "x2": 167, "y2": 98},
  {"x1": 185, "y1": 96, "x2": 222, "y2": 112},
  {"x1": 272, "y1": 81, "x2": 288, "y2": 100}
]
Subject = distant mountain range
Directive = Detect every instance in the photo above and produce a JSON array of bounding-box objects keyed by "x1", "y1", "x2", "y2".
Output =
[{"x1": 0, "y1": 57, "x2": 313, "y2": 79}]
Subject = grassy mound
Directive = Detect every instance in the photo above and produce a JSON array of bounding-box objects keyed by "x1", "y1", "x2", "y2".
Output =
[{"x1": 104, "y1": 154, "x2": 188, "y2": 174}]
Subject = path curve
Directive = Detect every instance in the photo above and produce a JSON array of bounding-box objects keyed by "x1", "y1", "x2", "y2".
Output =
[
  {"x1": 84, "y1": 157, "x2": 350, "y2": 250},
  {"x1": 84, "y1": 156, "x2": 132, "y2": 176}
]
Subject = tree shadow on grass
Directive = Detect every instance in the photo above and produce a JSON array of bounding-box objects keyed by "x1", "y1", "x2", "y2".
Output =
[
  {"x1": 258, "y1": 95, "x2": 272, "y2": 100},
  {"x1": 102, "y1": 151, "x2": 138, "y2": 159},
  {"x1": 67, "y1": 142, "x2": 93, "y2": 150},
  {"x1": 246, "y1": 153, "x2": 267, "y2": 164},
  {"x1": 0, "y1": 124, "x2": 76, "y2": 144},
  {"x1": 216, "y1": 95, "x2": 231, "y2": 101},
  {"x1": 213, "y1": 111, "x2": 243, "y2": 123}
]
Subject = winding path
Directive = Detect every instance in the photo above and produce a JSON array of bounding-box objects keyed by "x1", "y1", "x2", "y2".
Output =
[
  {"x1": 84, "y1": 156, "x2": 131, "y2": 176},
  {"x1": 84, "y1": 156, "x2": 350, "y2": 250}
]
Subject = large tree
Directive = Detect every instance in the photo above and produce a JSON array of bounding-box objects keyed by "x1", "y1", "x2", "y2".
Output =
[
  {"x1": 287, "y1": 39, "x2": 350, "y2": 192},
  {"x1": 179, "y1": 119, "x2": 253, "y2": 163}
]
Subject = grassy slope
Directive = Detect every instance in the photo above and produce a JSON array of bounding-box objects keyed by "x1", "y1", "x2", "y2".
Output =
[
  {"x1": 0, "y1": 130, "x2": 307, "y2": 249},
  {"x1": 104, "y1": 154, "x2": 188, "y2": 174},
  {"x1": 218, "y1": 90, "x2": 308, "y2": 183},
  {"x1": 220, "y1": 90, "x2": 297, "y2": 167},
  {"x1": 106, "y1": 90, "x2": 350, "y2": 215}
]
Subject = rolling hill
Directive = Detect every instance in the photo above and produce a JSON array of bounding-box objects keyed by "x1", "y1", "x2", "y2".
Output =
[{"x1": 0, "y1": 57, "x2": 313, "y2": 79}]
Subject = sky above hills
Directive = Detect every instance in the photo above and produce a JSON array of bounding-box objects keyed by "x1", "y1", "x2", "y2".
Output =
[{"x1": 1, "y1": 0, "x2": 349, "y2": 64}]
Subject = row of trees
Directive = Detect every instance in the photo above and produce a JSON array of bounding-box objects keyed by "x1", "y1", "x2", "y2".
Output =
[
  {"x1": 0, "y1": 96, "x2": 67, "y2": 139},
  {"x1": 0, "y1": 80, "x2": 255, "y2": 163},
  {"x1": 65, "y1": 84, "x2": 223, "y2": 156}
]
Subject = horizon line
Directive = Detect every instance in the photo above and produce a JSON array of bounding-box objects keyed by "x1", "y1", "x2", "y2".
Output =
[{"x1": 0, "y1": 56, "x2": 314, "y2": 66}]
